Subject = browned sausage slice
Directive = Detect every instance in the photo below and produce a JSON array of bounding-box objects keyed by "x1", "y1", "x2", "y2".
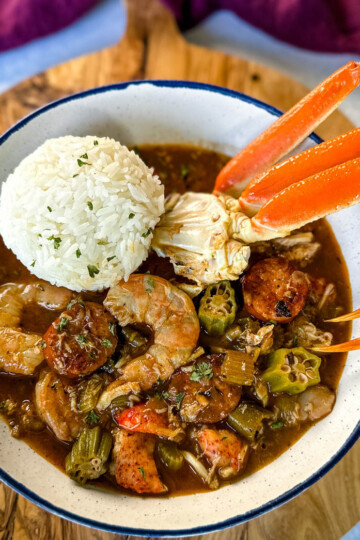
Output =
[
  {"x1": 242, "y1": 257, "x2": 308, "y2": 323},
  {"x1": 43, "y1": 301, "x2": 117, "y2": 377}
]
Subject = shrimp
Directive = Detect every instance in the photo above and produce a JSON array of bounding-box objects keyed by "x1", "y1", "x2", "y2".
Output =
[
  {"x1": 193, "y1": 427, "x2": 249, "y2": 479},
  {"x1": 0, "y1": 281, "x2": 72, "y2": 375},
  {"x1": 104, "y1": 275, "x2": 200, "y2": 390},
  {"x1": 43, "y1": 301, "x2": 117, "y2": 378},
  {"x1": 112, "y1": 428, "x2": 167, "y2": 494},
  {"x1": 35, "y1": 367, "x2": 83, "y2": 441}
]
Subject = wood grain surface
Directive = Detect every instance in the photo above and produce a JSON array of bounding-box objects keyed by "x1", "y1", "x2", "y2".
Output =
[{"x1": 0, "y1": 1, "x2": 359, "y2": 539}]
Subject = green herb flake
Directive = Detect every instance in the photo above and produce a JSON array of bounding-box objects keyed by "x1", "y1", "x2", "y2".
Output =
[
  {"x1": 40, "y1": 340, "x2": 47, "y2": 349},
  {"x1": 107, "y1": 256, "x2": 115, "y2": 262},
  {"x1": 73, "y1": 173, "x2": 79, "y2": 178},
  {"x1": 141, "y1": 228, "x2": 153, "y2": 239},
  {"x1": 138, "y1": 466, "x2": 146, "y2": 480},
  {"x1": 103, "y1": 339, "x2": 112, "y2": 348},
  {"x1": 87, "y1": 201, "x2": 93, "y2": 210},
  {"x1": 154, "y1": 390, "x2": 170, "y2": 400},
  {"x1": 175, "y1": 392, "x2": 185, "y2": 409},
  {"x1": 128, "y1": 213, "x2": 135, "y2": 219},
  {"x1": 221, "y1": 436, "x2": 228, "y2": 441},
  {"x1": 67, "y1": 298, "x2": 85, "y2": 309},
  {"x1": 57, "y1": 317, "x2": 69, "y2": 332},
  {"x1": 80, "y1": 153, "x2": 88, "y2": 159},
  {"x1": 97, "y1": 240, "x2": 108, "y2": 245},
  {"x1": 77, "y1": 158, "x2": 90, "y2": 167},
  {"x1": 271, "y1": 422, "x2": 284, "y2": 430},
  {"x1": 87, "y1": 265, "x2": 100, "y2": 278},
  {"x1": 269, "y1": 320, "x2": 278, "y2": 326},
  {"x1": 47, "y1": 206, "x2": 52, "y2": 212},
  {"x1": 190, "y1": 362, "x2": 213, "y2": 382},
  {"x1": 88, "y1": 352, "x2": 96, "y2": 360},
  {"x1": 53, "y1": 237, "x2": 61, "y2": 250},
  {"x1": 181, "y1": 164, "x2": 189, "y2": 178},
  {"x1": 109, "y1": 322, "x2": 116, "y2": 336},
  {"x1": 93, "y1": 140, "x2": 99, "y2": 146},
  {"x1": 293, "y1": 335, "x2": 298, "y2": 347},
  {"x1": 86, "y1": 410, "x2": 100, "y2": 425},
  {"x1": 76, "y1": 248, "x2": 81, "y2": 258},
  {"x1": 30, "y1": 260, "x2": 36, "y2": 267},
  {"x1": 145, "y1": 288, "x2": 152, "y2": 295},
  {"x1": 76, "y1": 335, "x2": 88, "y2": 346}
]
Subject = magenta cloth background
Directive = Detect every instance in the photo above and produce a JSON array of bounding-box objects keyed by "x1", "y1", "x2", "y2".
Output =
[{"x1": 0, "y1": 0, "x2": 360, "y2": 54}]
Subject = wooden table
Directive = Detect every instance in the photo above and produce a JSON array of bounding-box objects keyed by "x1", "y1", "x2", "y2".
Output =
[{"x1": 0, "y1": 1, "x2": 359, "y2": 538}]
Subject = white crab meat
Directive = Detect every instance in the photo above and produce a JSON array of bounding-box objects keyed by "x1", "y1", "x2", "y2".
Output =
[{"x1": 151, "y1": 192, "x2": 251, "y2": 285}]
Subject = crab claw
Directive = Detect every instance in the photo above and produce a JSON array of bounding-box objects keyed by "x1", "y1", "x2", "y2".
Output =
[
  {"x1": 240, "y1": 127, "x2": 360, "y2": 216},
  {"x1": 311, "y1": 338, "x2": 360, "y2": 353},
  {"x1": 239, "y1": 158, "x2": 360, "y2": 244},
  {"x1": 214, "y1": 62, "x2": 360, "y2": 197},
  {"x1": 325, "y1": 308, "x2": 360, "y2": 323}
]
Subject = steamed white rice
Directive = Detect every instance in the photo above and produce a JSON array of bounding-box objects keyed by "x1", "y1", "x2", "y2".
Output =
[{"x1": 0, "y1": 135, "x2": 165, "y2": 291}]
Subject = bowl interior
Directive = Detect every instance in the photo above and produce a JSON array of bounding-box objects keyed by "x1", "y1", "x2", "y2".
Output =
[{"x1": 0, "y1": 81, "x2": 359, "y2": 536}]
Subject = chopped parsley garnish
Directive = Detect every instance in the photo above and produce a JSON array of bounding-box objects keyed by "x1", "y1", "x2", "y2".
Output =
[
  {"x1": 76, "y1": 335, "x2": 88, "y2": 346},
  {"x1": 38, "y1": 233, "x2": 42, "y2": 238},
  {"x1": 30, "y1": 260, "x2": 36, "y2": 267},
  {"x1": 40, "y1": 340, "x2": 47, "y2": 349},
  {"x1": 145, "y1": 288, "x2": 152, "y2": 294},
  {"x1": 87, "y1": 264, "x2": 100, "y2": 278},
  {"x1": 141, "y1": 228, "x2": 152, "y2": 239},
  {"x1": 86, "y1": 410, "x2": 100, "y2": 425},
  {"x1": 271, "y1": 422, "x2": 284, "y2": 430},
  {"x1": 77, "y1": 158, "x2": 90, "y2": 167},
  {"x1": 48, "y1": 235, "x2": 61, "y2": 250},
  {"x1": 80, "y1": 153, "x2": 88, "y2": 159},
  {"x1": 128, "y1": 213, "x2": 135, "y2": 219},
  {"x1": 154, "y1": 390, "x2": 170, "y2": 400},
  {"x1": 103, "y1": 339, "x2": 112, "y2": 348},
  {"x1": 108, "y1": 322, "x2": 116, "y2": 336},
  {"x1": 97, "y1": 240, "x2": 108, "y2": 245},
  {"x1": 221, "y1": 436, "x2": 228, "y2": 441},
  {"x1": 181, "y1": 164, "x2": 189, "y2": 178},
  {"x1": 47, "y1": 206, "x2": 52, "y2": 212},
  {"x1": 175, "y1": 392, "x2": 185, "y2": 409},
  {"x1": 88, "y1": 352, "x2": 96, "y2": 360},
  {"x1": 107, "y1": 256, "x2": 115, "y2": 262},
  {"x1": 57, "y1": 317, "x2": 69, "y2": 332},
  {"x1": 93, "y1": 140, "x2": 99, "y2": 146},
  {"x1": 67, "y1": 298, "x2": 85, "y2": 309},
  {"x1": 138, "y1": 466, "x2": 146, "y2": 480},
  {"x1": 73, "y1": 173, "x2": 79, "y2": 178},
  {"x1": 190, "y1": 361, "x2": 213, "y2": 382},
  {"x1": 76, "y1": 248, "x2": 81, "y2": 258},
  {"x1": 145, "y1": 277, "x2": 155, "y2": 295},
  {"x1": 87, "y1": 201, "x2": 93, "y2": 210},
  {"x1": 269, "y1": 320, "x2": 278, "y2": 325}
]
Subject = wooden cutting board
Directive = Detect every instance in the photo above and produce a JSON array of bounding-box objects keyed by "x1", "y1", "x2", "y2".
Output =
[{"x1": 0, "y1": 1, "x2": 358, "y2": 539}]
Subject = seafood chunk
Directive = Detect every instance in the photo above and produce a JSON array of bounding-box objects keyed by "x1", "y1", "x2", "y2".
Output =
[
  {"x1": 242, "y1": 257, "x2": 308, "y2": 323},
  {"x1": 152, "y1": 192, "x2": 250, "y2": 286},
  {"x1": 274, "y1": 385, "x2": 336, "y2": 426},
  {"x1": 112, "y1": 429, "x2": 167, "y2": 494},
  {"x1": 0, "y1": 281, "x2": 72, "y2": 375},
  {"x1": 35, "y1": 368, "x2": 82, "y2": 441},
  {"x1": 194, "y1": 427, "x2": 249, "y2": 479},
  {"x1": 168, "y1": 355, "x2": 241, "y2": 423},
  {"x1": 43, "y1": 301, "x2": 117, "y2": 378},
  {"x1": 104, "y1": 275, "x2": 200, "y2": 390}
]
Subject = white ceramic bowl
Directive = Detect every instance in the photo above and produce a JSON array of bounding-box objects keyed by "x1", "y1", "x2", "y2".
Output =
[{"x1": 0, "y1": 81, "x2": 359, "y2": 536}]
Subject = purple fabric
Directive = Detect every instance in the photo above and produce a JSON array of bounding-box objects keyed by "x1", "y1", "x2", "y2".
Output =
[
  {"x1": 163, "y1": 0, "x2": 360, "y2": 54},
  {"x1": 0, "y1": 0, "x2": 99, "y2": 52}
]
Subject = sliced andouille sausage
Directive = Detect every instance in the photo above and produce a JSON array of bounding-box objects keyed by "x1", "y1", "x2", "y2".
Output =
[
  {"x1": 43, "y1": 301, "x2": 117, "y2": 378},
  {"x1": 242, "y1": 257, "x2": 308, "y2": 323}
]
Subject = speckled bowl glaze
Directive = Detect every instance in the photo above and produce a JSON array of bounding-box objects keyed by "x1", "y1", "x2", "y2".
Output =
[{"x1": 0, "y1": 81, "x2": 359, "y2": 537}]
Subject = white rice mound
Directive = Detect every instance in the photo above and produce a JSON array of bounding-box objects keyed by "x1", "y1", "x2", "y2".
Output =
[{"x1": 0, "y1": 135, "x2": 165, "y2": 291}]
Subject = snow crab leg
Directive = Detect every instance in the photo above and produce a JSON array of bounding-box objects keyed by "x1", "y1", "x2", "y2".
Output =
[
  {"x1": 214, "y1": 62, "x2": 360, "y2": 197},
  {"x1": 239, "y1": 127, "x2": 360, "y2": 216}
]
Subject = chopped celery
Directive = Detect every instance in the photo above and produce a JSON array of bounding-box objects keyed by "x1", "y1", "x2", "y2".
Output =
[
  {"x1": 157, "y1": 441, "x2": 184, "y2": 471},
  {"x1": 221, "y1": 349, "x2": 258, "y2": 386},
  {"x1": 228, "y1": 402, "x2": 272, "y2": 442}
]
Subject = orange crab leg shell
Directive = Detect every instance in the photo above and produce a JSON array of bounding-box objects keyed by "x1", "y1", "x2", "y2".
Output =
[
  {"x1": 250, "y1": 158, "x2": 360, "y2": 238},
  {"x1": 311, "y1": 338, "x2": 360, "y2": 353},
  {"x1": 240, "y1": 127, "x2": 360, "y2": 216},
  {"x1": 325, "y1": 308, "x2": 360, "y2": 323},
  {"x1": 214, "y1": 62, "x2": 360, "y2": 197}
]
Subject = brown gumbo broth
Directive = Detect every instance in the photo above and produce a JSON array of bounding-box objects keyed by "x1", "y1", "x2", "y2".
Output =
[{"x1": 0, "y1": 144, "x2": 351, "y2": 496}]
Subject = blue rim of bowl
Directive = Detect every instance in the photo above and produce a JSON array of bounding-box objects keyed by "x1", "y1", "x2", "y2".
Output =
[{"x1": 0, "y1": 79, "x2": 358, "y2": 537}]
